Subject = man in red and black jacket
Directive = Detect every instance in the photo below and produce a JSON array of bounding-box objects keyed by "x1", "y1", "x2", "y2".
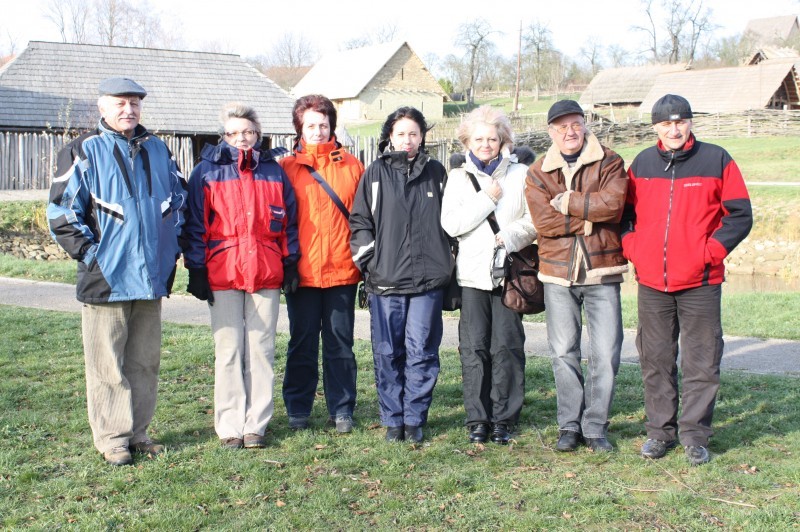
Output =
[{"x1": 621, "y1": 94, "x2": 752, "y2": 466}]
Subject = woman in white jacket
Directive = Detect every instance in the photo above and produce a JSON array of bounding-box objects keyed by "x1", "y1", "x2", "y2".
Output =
[{"x1": 441, "y1": 105, "x2": 537, "y2": 445}]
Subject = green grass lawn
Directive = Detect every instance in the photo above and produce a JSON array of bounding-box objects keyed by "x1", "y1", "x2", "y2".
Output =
[
  {"x1": 613, "y1": 136, "x2": 800, "y2": 183},
  {"x1": 0, "y1": 306, "x2": 797, "y2": 529}
]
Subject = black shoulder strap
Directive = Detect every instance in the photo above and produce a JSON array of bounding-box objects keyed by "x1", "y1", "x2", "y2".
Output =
[
  {"x1": 305, "y1": 165, "x2": 349, "y2": 220},
  {"x1": 466, "y1": 171, "x2": 500, "y2": 235}
]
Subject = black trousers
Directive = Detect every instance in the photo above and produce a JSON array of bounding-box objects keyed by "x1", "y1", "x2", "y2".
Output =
[
  {"x1": 637, "y1": 284, "x2": 724, "y2": 447},
  {"x1": 458, "y1": 286, "x2": 526, "y2": 427}
]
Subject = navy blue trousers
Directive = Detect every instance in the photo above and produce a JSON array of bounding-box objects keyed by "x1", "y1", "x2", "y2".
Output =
[
  {"x1": 369, "y1": 289, "x2": 443, "y2": 428},
  {"x1": 283, "y1": 284, "x2": 358, "y2": 418}
]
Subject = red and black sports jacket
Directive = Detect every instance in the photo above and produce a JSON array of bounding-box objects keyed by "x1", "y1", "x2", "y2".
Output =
[{"x1": 621, "y1": 134, "x2": 752, "y2": 292}]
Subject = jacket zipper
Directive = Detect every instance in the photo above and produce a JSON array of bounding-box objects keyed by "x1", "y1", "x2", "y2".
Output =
[
  {"x1": 662, "y1": 152, "x2": 676, "y2": 292},
  {"x1": 129, "y1": 137, "x2": 155, "y2": 297}
]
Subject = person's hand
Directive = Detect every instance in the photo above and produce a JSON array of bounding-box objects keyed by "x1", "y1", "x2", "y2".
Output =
[
  {"x1": 282, "y1": 263, "x2": 299, "y2": 294},
  {"x1": 187, "y1": 267, "x2": 214, "y2": 305},
  {"x1": 550, "y1": 192, "x2": 565, "y2": 212},
  {"x1": 495, "y1": 234, "x2": 505, "y2": 247},
  {"x1": 485, "y1": 179, "x2": 502, "y2": 202}
]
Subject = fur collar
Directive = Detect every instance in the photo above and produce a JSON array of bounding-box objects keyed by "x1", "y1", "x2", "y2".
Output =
[{"x1": 540, "y1": 132, "x2": 603, "y2": 173}]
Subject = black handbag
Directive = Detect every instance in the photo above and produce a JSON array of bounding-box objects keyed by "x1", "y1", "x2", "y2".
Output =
[{"x1": 442, "y1": 241, "x2": 461, "y2": 311}]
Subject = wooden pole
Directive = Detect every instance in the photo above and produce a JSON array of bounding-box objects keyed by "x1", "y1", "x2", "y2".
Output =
[{"x1": 513, "y1": 20, "x2": 522, "y2": 113}]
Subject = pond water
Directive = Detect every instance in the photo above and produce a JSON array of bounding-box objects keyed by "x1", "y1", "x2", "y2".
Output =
[{"x1": 620, "y1": 273, "x2": 800, "y2": 296}]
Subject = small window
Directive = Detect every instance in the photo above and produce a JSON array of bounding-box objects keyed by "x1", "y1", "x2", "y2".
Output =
[
  {"x1": 401, "y1": 68, "x2": 404, "y2": 80},
  {"x1": 380, "y1": 100, "x2": 382, "y2": 110}
]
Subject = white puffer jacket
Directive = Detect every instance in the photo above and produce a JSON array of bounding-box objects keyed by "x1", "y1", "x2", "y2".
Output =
[{"x1": 441, "y1": 148, "x2": 537, "y2": 291}]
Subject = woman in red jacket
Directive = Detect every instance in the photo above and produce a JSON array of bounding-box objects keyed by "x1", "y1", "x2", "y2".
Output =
[
  {"x1": 184, "y1": 103, "x2": 299, "y2": 449},
  {"x1": 280, "y1": 95, "x2": 365, "y2": 433}
]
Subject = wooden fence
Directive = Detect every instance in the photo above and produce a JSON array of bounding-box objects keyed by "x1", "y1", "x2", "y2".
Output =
[
  {"x1": 4, "y1": 110, "x2": 800, "y2": 190},
  {"x1": 0, "y1": 132, "x2": 196, "y2": 191}
]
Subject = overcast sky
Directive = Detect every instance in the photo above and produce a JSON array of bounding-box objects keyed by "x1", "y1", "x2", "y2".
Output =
[{"x1": 1, "y1": 0, "x2": 798, "y2": 69}]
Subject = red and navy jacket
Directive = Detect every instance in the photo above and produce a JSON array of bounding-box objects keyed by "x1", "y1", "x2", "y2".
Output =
[
  {"x1": 183, "y1": 141, "x2": 299, "y2": 292},
  {"x1": 621, "y1": 134, "x2": 752, "y2": 292}
]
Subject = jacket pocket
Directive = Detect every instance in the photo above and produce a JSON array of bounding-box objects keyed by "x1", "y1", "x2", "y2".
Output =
[{"x1": 268, "y1": 205, "x2": 285, "y2": 235}]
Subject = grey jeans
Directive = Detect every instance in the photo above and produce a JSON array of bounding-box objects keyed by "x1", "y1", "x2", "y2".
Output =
[{"x1": 544, "y1": 283, "x2": 622, "y2": 439}]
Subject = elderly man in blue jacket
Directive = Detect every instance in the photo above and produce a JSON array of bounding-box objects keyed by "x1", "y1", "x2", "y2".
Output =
[{"x1": 48, "y1": 77, "x2": 187, "y2": 466}]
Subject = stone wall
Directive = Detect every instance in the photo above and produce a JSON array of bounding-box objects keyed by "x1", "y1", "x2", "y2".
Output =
[
  {"x1": 0, "y1": 231, "x2": 70, "y2": 261},
  {"x1": 725, "y1": 237, "x2": 799, "y2": 277}
]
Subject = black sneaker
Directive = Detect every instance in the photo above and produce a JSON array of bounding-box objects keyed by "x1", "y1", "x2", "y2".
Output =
[
  {"x1": 685, "y1": 445, "x2": 711, "y2": 466},
  {"x1": 327, "y1": 415, "x2": 354, "y2": 434},
  {"x1": 556, "y1": 430, "x2": 582, "y2": 452},
  {"x1": 641, "y1": 438, "x2": 678, "y2": 459}
]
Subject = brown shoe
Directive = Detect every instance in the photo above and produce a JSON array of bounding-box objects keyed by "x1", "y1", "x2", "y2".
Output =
[
  {"x1": 243, "y1": 433, "x2": 265, "y2": 449},
  {"x1": 129, "y1": 439, "x2": 165, "y2": 456},
  {"x1": 103, "y1": 446, "x2": 133, "y2": 466},
  {"x1": 220, "y1": 437, "x2": 243, "y2": 449}
]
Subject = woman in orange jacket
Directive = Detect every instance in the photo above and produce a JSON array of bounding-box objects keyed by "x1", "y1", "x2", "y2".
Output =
[{"x1": 280, "y1": 95, "x2": 365, "y2": 433}]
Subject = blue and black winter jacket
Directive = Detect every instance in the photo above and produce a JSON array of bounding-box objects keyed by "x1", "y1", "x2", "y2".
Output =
[{"x1": 47, "y1": 120, "x2": 187, "y2": 303}]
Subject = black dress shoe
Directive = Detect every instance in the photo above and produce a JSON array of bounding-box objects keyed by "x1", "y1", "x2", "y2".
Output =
[
  {"x1": 556, "y1": 430, "x2": 582, "y2": 452},
  {"x1": 491, "y1": 423, "x2": 511, "y2": 445},
  {"x1": 586, "y1": 437, "x2": 613, "y2": 452},
  {"x1": 404, "y1": 425, "x2": 423, "y2": 443},
  {"x1": 385, "y1": 426, "x2": 404, "y2": 442},
  {"x1": 468, "y1": 423, "x2": 490, "y2": 443},
  {"x1": 386, "y1": 427, "x2": 403, "y2": 441}
]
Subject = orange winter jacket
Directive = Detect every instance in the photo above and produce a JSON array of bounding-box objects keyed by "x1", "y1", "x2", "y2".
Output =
[{"x1": 280, "y1": 138, "x2": 364, "y2": 288}]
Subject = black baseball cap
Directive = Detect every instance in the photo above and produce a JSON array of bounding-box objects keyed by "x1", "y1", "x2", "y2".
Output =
[{"x1": 651, "y1": 94, "x2": 692, "y2": 124}]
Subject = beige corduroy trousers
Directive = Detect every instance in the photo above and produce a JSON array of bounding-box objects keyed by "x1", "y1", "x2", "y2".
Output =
[{"x1": 82, "y1": 299, "x2": 162, "y2": 453}]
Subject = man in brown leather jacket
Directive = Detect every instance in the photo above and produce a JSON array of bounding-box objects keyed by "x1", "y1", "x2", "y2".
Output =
[{"x1": 525, "y1": 100, "x2": 628, "y2": 453}]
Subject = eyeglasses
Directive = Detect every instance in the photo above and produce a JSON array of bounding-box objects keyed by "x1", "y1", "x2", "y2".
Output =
[
  {"x1": 550, "y1": 123, "x2": 584, "y2": 135},
  {"x1": 224, "y1": 129, "x2": 257, "y2": 139}
]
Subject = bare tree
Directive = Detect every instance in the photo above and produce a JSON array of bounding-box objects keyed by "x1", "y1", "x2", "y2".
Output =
[
  {"x1": 606, "y1": 44, "x2": 630, "y2": 67},
  {"x1": 96, "y1": 0, "x2": 126, "y2": 46},
  {"x1": 455, "y1": 18, "x2": 498, "y2": 105},
  {"x1": 579, "y1": 37, "x2": 604, "y2": 75},
  {"x1": 0, "y1": 30, "x2": 17, "y2": 66},
  {"x1": 633, "y1": 0, "x2": 715, "y2": 64},
  {"x1": 44, "y1": 0, "x2": 89, "y2": 44},
  {"x1": 522, "y1": 21, "x2": 557, "y2": 100},
  {"x1": 341, "y1": 23, "x2": 399, "y2": 50},
  {"x1": 269, "y1": 32, "x2": 316, "y2": 68},
  {"x1": 632, "y1": 0, "x2": 659, "y2": 61}
]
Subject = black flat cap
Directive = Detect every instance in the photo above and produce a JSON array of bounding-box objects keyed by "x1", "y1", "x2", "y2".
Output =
[
  {"x1": 547, "y1": 99, "x2": 584, "y2": 124},
  {"x1": 98, "y1": 77, "x2": 147, "y2": 99},
  {"x1": 651, "y1": 94, "x2": 692, "y2": 124}
]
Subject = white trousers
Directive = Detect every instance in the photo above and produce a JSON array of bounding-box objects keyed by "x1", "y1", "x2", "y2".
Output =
[{"x1": 209, "y1": 289, "x2": 279, "y2": 439}]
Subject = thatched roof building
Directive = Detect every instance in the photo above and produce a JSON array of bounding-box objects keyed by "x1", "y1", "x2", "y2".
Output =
[
  {"x1": 640, "y1": 58, "x2": 800, "y2": 114},
  {"x1": 579, "y1": 64, "x2": 688, "y2": 111},
  {"x1": 744, "y1": 15, "x2": 800, "y2": 46}
]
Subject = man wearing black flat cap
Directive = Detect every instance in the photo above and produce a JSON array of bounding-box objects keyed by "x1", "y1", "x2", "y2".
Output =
[
  {"x1": 47, "y1": 77, "x2": 187, "y2": 466},
  {"x1": 622, "y1": 94, "x2": 752, "y2": 466},
  {"x1": 525, "y1": 100, "x2": 628, "y2": 454}
]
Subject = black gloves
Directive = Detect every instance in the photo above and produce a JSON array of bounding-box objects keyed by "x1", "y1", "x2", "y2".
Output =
[
  {"x1": 282, "y1": 263, "x2": 299, "y2": 294},
  {"x1": 187, "y1": 267, "x2": 214, "y2": 305}
]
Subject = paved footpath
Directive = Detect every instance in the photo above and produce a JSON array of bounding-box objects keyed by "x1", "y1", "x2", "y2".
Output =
[{"x1": 1, "y1": 276, "x2": 798, "y2": 377}]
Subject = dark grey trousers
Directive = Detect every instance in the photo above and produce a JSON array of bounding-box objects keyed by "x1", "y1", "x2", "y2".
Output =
[
  {"x1": 458, "y1": 287, "x2": 526, "y2": 427},
  {"x1": 637, "y1": 284, "x2": 724, "y2": 447}
]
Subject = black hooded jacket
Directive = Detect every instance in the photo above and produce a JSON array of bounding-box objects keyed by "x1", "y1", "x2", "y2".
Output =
[{"x1": 349, "y1": 150, "x2": 452, "y2": 295}]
